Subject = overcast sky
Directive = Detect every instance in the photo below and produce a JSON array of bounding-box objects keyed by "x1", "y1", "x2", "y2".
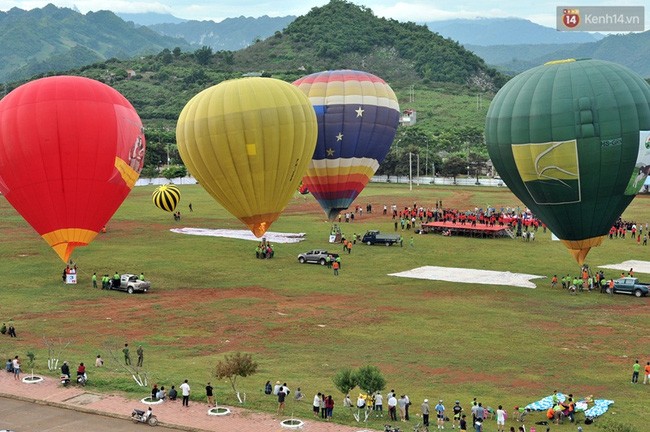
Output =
[{"x1": 0, "y1": 0, "x2": 647, "y2": 28}]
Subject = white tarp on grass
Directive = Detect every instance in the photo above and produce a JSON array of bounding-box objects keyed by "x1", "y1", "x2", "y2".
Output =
[
  {"x1": 389, "y1": 266, "x2": 545, "y2": 288},
  {"x1": 599, "y1": 260, "x2": 650, "y2": 274},
  {"x1": 170, "y1": 228, "x2": 306, "y2": 243}
]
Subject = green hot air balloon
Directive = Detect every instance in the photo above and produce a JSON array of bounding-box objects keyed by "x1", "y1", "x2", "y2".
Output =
[{"x1": 486, "y1": 59, "x2": 650, "y2": 264}]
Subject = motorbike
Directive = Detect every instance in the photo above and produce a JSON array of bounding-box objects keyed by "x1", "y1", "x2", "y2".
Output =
[
  {"x1": 384, "y1": 425, "x2": 401, "y2": 432},
  {"x1": 132, "y1": 408, "x2": 158, "y2": 426},
  {"x1": 60, "y1": 374, "x2": 70, "y2": 387},
  {"x1": 76, "y1": 373, "x2": 87, "y2": 386}
]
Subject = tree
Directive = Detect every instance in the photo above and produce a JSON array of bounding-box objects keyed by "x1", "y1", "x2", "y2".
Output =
[
  {"x1": 332, "y1": 368, "x2": 357, "y2": 396},
  {"x1": 194, "y1": 46, "x2": 213, "y2": 65},
  {"x1": 161, "y1": 165, "x2": 187, "y2": 180},
  {"x1": 354, "y1": 365, "x2": 385, "y2": 395},
  {"x1": 214, "y1": 352, "x2": 258, "y2": 404},
  {"x1": 43, "y1": 336, "x2": 71, "y2": 371},
  {"x1": 439, "y1": 154, "x2": 468, "y2": 183}
]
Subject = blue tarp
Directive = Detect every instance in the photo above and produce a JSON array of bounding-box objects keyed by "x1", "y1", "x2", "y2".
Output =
[{"x1": 524, "y1": 393, "x2": 613, "y2": 418}]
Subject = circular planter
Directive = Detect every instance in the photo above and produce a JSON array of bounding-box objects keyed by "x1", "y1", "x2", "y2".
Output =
[
  {"x1": 280, "y1": 419, "x2": 304, "y2": 429},
  {"x1": 208, "y1": 407, "x2": 231, "y2": 416},
  {"x1": 22, "y1": 375, "x2": 44, "y2": 384},
  {"x1": 140, "y1": 397, "x2": 164, "y2": 405}
]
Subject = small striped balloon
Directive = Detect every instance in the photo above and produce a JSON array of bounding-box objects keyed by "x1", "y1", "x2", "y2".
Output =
[{"x1": 152, "y1": 184, "x2": 181, "y2": 212}]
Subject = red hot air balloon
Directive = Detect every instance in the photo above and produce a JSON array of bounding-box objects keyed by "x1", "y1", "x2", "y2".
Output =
[{"x1": 0, "y1": 76, "x2": 145, "y2": 262}]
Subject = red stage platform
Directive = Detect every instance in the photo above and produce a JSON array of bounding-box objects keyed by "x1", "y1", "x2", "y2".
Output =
[{"x1": 420, "y1": 221, "x2": 515, "y2": 238}]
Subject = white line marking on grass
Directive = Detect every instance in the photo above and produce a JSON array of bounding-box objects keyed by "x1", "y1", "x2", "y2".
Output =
[
  {"x1": 599, "y1": 260, "x2": 650, "y2": 274},
  {"x1": 171, "y1": 228, "x2": 306, "y2": 243},
  {"x1": 389, "y1": 266, "x2": 545, "y2": 288}
]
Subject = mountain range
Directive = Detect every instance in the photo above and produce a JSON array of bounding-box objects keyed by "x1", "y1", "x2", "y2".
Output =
[{"x1": 0, "y1": 2, "x2": 649, "y2": 84}]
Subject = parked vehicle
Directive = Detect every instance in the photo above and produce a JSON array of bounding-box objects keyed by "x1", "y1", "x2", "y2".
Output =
[
  {"x1": 132, "y1": 408, "x2": 158, "y2": 426},
  {"x1": 297, "y1": 250, "x2": 339, "y2": 265},
  {"x1": 110, "y1": 274, "x2": 151, "y2": 294},
  {"x1": 362, "y1": 230, "x2": 401, "y2": 246},
  {"x1": 612, "y1": 277, "x2": 649, "y2": 297}
]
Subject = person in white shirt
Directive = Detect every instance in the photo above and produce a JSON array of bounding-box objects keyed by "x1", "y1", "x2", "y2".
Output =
[
  {"x1": 388, "y1": 394, "x2": 398, "y2": 421},
  {"x1": 496, "y1": 404, "x2": 506, "y2": 432},
  {"x1": 313, "y1": 392, "x2": 322, "y2": 417},
  {"x1": 179, "y1": 379, "x2": 191, "y2": 407},
  {"x1": 374, "y1": 392, "x2": 383, "y2": 415}
]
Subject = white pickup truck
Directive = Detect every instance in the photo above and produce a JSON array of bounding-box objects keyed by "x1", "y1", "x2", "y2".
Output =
[{"x1": 111, "y1": 274, "x2": 151, "y2": 294}]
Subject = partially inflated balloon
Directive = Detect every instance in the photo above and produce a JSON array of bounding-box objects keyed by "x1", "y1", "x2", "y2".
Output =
[
  {"x1": 0, "y1": 76, "x2": 145, "y2": 262},
  {"x1": 152, "y1": 184, "x2": 181, "y2": 212},
  {"x1": 176, "y1": 78, "x2": 317, "y2": 237},
  {"x1": 293, "y1": 70, "x2": 400, "y2": 220},
  {"x1": 486, "y1": 59, "x2": 650, "y2": 264}
]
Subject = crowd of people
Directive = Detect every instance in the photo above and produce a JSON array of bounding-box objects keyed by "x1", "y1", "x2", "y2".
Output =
[
  {"x1": 552, "y1": 265, "x2": 631, "y2": 294},
  {"x1": 255, "y1": 240, "x2": 275, "y2": 259},
  {"x1": 260, "y1": 380, "x2": 554, "y2": 431}
]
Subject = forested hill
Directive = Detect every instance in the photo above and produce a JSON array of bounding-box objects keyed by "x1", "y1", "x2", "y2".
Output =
[
  {"x1": 231, "y1": 0, "x2": 505, "y2": 89},
  {"x1": 0, "y1": 4, "x2": 192, "y2": 82}
]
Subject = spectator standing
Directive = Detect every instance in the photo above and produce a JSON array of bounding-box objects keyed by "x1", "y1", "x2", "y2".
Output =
[
  {"x1": 632, "y1": 359, "x2": 641, "y2": 383},
  {"x1": 206, "y1": 382, "x2": 215, "y2": 407},
  {"x1": 496, "y1": 405, "x2": 506, "y2": 432},
  {"x1": 12, "y1": 356, "x2": 20, "y2": 380},
  {"x1": 397, "y1": 395, "x2": 407, "y2": 421},
  {"x1": 277, "y1": 385, "x2": 286, "y2": 415},
  {"x1": 123, "y1": 344, "x2": 131, "y2": 365},
  {"x1": 644, "y1": 361, "x2": 650, "y2": 384},
  {"x1": 453, "y1": 400, "x2": 463, "y2": 428},
  {"x1": 137, "y1": 345, "x2": 144, "y2": 367},
  {"x1": 325, "y1": 395, "x2": 334, "y2": 420},
  {"x1": 8, "y1": 324, "x2": 16, "y2": 338},
  {"x1": 180, "y1": 379, "x2": 191, "y2": 407},
  {"x1": 388, "y1": 393, "x2": 398, "y2": 421},
  {"x1": 313, "y1": 392, "x2": 321, "y2": 417},
  {"x1": 435, "y1": 399, "x2": 446, "y2": 429},
  {"x1": 421, "y1": 398, "x2": 430, "y2": 428},
  {"x1": 374, "y1": 391, "x2": 383, "y2": 415}
]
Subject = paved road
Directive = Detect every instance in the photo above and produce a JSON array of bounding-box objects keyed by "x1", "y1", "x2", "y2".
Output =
[{"x1": 0, "y1": 397, "x2": 178, "y2": 432}]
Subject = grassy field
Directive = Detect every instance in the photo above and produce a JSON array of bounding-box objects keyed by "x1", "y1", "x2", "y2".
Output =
[{"x1": 0, "y1": 182, "x2": 648, "y2": 431}]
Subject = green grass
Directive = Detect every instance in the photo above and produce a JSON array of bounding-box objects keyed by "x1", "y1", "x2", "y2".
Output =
[{"x1": 0, "y1": 182, "x2": 649, "y2": 431}]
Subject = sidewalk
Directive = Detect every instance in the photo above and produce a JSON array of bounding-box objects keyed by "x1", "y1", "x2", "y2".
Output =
[{"x1": 0, "y1": 372, "x2": 364, "y2": 432}]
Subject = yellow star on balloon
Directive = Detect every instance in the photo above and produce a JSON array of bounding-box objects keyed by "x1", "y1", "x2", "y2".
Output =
[
  {"x1": 355, "y1": 107, "x2": 364, "y2": 117},
  {"x1": 336, "y1": 133, "x2": 343, "y2": 141},
  {"x1": 326, "y1": 148, "x2": 335, "y2": 157}
]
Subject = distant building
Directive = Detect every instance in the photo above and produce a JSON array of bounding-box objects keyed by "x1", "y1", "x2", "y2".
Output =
[
  {"x1": 400, "y1": 109, "x2": 416, "y2": 126},
  {"x1": 126, "y1": 69, "x2": 137, "y2": 79}
]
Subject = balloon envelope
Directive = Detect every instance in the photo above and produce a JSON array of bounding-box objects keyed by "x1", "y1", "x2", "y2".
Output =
[
  {"x1": 485, "y1": 59, "x2": 650, "y2": 264},
  {"x1": 176, "y1": 77, "x2": 318, "y2": 237},
  {"x1": 152, "y1": 184, "x2": 181, "y2": 212},
  {"x1": 0, "y1": 76, "x2": 145, "y2": 262},
  {"x1": 293, "y1": 70, "x2": 400, "y2": 219}
]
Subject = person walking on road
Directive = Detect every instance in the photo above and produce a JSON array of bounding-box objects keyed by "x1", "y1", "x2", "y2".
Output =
[{"x1": 180, "y1": 379, "x2": 191, "y2": 407}]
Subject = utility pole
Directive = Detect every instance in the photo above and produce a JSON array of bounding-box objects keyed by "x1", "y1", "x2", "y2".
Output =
[{"x1": 409, "y1": 152, "x2": 413, "y2": 191}]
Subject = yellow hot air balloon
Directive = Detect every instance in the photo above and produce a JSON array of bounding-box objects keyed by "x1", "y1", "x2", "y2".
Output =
[{"x1": 176, "y1": 78, "x2": 318, "y2": 237}]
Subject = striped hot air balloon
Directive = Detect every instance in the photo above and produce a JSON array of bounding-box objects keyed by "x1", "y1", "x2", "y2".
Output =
[
  {"x1": 152, "y1": 184, "x2": 181, "y2": 212},
  {"x1": 293, "y1": 70, "x2": 400, "y2": 220}
]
